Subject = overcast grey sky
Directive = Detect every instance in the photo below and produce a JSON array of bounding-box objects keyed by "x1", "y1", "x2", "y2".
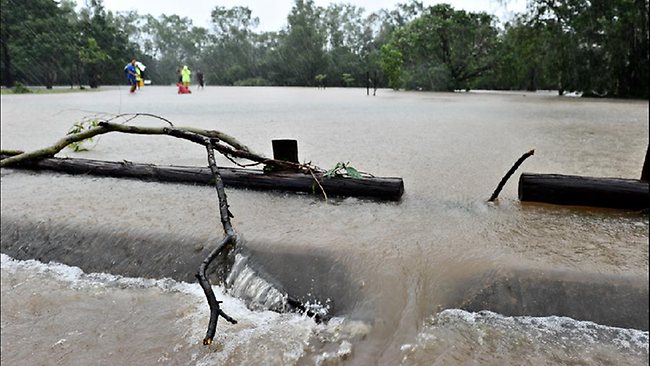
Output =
[{"x1": 81, "y1": 0, "x2": 527, "y2": 31}]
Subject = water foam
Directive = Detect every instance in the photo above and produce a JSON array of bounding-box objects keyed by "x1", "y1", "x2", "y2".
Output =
[
  {"x1": 435, "y1": 308, "x2": 649, "y2": 351},
  {"x1": 225, "y1": 253, "x2": 289, "y2": 312},
  {"x1": 225, "y1": 253, "x2": 332, "y2": 317},
  {"x1": 1, "y1": 254, "x2": 365, "y2": 365},
  {"x1": 400, "y1": 308, "x2": 649, "y2": 365}
]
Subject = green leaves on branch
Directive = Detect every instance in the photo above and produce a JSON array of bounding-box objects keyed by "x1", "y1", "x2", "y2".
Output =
[
  {"x1": 66, "y1": 119, "x2": 100, "y2": 152},
  {"x1": 324, "y1": 162, "x2": 362, "y2": 179}
]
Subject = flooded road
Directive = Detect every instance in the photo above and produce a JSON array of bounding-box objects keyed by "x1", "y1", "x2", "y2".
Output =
[{"x1": 1, "y1": 86, "x2": 648, "y2": 365}]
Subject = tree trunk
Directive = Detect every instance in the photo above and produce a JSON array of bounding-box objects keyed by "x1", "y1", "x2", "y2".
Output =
[
  {"x1": 526, "y1": 68, "x2": 537, "y2": 91},
  {"x1": 518, "y1": 173, "x2": 649, "y2": 210},
  {"x1": 641, "y1": 144, "x2": 649, "y2": 181},
  {"x1": 1, "y1": 36, "x2": 14, "y2": 87},
  {"x1": 0, "y1": 154, "x2": 405, "y2": 201},
  {"x1": 88, "y1": 64, "x2": 99, "y2": 88}
]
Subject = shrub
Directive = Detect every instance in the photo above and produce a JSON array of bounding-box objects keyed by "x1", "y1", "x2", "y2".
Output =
[
  {"x1": 233, "y1": 78, "x2": 272, "y2": 86},
  {"x1": 13, "y1": 82, "x2": 32, "y2": 94}
]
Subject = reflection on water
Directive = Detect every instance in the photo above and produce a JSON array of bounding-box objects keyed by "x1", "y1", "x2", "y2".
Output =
[{"x1": 1, "y1": 87, "x2": 648, "y2": 364}]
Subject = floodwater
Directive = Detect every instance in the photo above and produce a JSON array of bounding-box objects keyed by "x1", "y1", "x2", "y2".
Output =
[{"x1": 1, "y1": 86, "x2": 648, "y2": 365}]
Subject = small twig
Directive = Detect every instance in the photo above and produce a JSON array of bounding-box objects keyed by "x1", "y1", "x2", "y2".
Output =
[
  {"x1": 308, "y1": 167, "x2": 328, "y2": 201},
  {"x1": 488, "y1": 149, "x2": 535, "y2": 202},
  {"x1": 104, "y1": 112, "x2": 175, "y2": 127},
  {"x1": 358, "y1": 171, "x2": 375, "y2": 178},
  {"x1": 221, "y1": 153, "x2": 264, "y2": 168},
  {"x1": 210, "y1": 140, "x2": 308, "y2": 172},
  {"x1": 118, "y1": 114, "x2": 141, "y2": 125}
]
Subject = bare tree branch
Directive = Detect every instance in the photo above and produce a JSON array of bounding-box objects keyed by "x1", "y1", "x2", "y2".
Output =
[
  {"x1": 196, "y1": 140, "x2": 238, "y2": 345},
  {"x1": 488, "y1": 149, "x2": 535, "y2": 202},
  {"x1": 1, "y1": 121, "x2": 278, "y2": 170}
]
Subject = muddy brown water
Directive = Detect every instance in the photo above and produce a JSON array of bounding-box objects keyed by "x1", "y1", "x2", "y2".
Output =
[{"x1": 1, "y1": 86, "x2": 648, "y2": 365}]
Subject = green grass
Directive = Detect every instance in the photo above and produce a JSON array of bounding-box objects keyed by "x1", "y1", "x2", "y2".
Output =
[{"x1": 1, "y1": 86, "x2": 102, "y2": 95}]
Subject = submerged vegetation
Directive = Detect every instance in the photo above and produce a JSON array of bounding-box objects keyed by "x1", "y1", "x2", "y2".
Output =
[{"x1": 1, "y1": 0, "x2": 648, "y2": 98}]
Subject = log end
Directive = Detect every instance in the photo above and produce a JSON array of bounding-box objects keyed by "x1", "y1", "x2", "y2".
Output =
[{"x1": 519, "y1": 172, "x2": 650, "y2": 210}]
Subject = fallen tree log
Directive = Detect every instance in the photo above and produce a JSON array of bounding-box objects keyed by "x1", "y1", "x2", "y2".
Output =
[
  {"x1": 518, "y1": 173, "x2": 649, "y2": 210},
  {"x1": 0, "y1": 154, "x2": 404, "y2": 201}
]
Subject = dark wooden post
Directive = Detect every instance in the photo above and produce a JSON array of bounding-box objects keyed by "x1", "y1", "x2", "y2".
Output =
[
  {"x1": 366, "y1": 71, "x2": 370, "y2": 96},
  {"x1": 272, "y1": 139, "x2": 299, "y2": 164},
  {"x1": 642, "y1": 144, "x2": 649, "y2": 181},
  {"x1": 373, "y1": 71, "x2": 378, "y2": 96}
]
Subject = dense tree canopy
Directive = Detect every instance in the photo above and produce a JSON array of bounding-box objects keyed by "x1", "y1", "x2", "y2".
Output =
[
  {"x1": 386, "y1": 4, "x2": 500, "y2": 91},
  {"x1": 1, "y1": 0, "x2": 647, "y2": 98}
]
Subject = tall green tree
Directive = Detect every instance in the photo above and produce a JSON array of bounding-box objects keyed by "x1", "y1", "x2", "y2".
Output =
[
  {"x1": 270, "y1": 0, "x2": 328, "y2": 86},
  {"x1": 379, "y1": 44, "x2": 403, "y2": 89},
  {"x1": 490, "y1": 15, "x2": 555, "y2": 91},
  {"x1": 388, "y1": 4, "x2": 500, "y2": 91},
  {"x1": 77, "y1": 0, "x2": 139, "y2": 87},
  {"x1": 78, "y1": 37, "x2": 110, "y2": 87},
  {"x1": 320, "y1": 3, "x2": 376, "y2": 86},
  {"x1": 202, "y1": 6, "x2": 260, "y2": 85},
  {"x1": 1, "y1": 0, "x2": 77, "y2": 88},
  {"x1": 142, "y1": 14, "x2": 208, "y2": 84},
  {"x1": 527, "y1": 0, "x2": 649, "y2": 97}
]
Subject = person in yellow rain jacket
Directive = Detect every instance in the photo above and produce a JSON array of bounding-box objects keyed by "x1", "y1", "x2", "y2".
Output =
[
  {"x1": 181, "y1": 65, "x2": 191, "y2": 88},
  {"x1": 135, "y1": 65, "x2": 143, "y2": 89},
  {"x1": 135, "y1": 61, "x2": 146, "y2": 88}
]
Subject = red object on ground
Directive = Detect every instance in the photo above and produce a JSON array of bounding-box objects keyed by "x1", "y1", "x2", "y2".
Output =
[{"x1": 177, "y1": 83, "x2": 191, "y2": 94}]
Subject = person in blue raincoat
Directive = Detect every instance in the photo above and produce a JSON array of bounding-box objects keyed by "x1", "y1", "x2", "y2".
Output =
[{"x1": 124, "y1": 59, "x2": 137, "y2": 93}]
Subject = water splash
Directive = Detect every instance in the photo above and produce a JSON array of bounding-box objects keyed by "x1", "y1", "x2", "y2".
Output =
[{"x1": 225, "y1": 253, "x2": 289, "y2": 312}]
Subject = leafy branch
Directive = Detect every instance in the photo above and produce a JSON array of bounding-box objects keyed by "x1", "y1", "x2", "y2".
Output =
[
  {"x1": 66, "y1": 119, "x2": 100, "y2": 152},
  {"x1": 324, "y1": 161, "x2": 368, "y2": 179}
]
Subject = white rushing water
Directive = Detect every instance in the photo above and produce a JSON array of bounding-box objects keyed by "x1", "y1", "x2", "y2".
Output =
[
  {"x1": 2, "y1": 253, "x2": 647, "y2": 365},
  {"x1": 1, "y1": 253, "x2": 367, "y2": 365},
  {"x1": 226, "y1": 253, "x2": 290, "y2": 312}
]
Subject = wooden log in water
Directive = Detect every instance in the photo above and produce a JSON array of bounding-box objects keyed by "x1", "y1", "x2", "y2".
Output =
[
  {"x1": 0, "y1": 154, "x2": 404, "y2": 201},
  {"x1": 518, "y1": 173, "x2": 649, "y2": 210}
]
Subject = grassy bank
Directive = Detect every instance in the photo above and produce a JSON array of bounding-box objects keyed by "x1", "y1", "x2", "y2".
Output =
[{"x1": 1, "y1": 86, "x2": 103, "y2": 95}]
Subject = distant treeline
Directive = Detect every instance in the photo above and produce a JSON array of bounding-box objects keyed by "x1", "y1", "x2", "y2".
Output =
[{"x1": 1, "y1": 0, "x2": 648, "y2": 98}]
